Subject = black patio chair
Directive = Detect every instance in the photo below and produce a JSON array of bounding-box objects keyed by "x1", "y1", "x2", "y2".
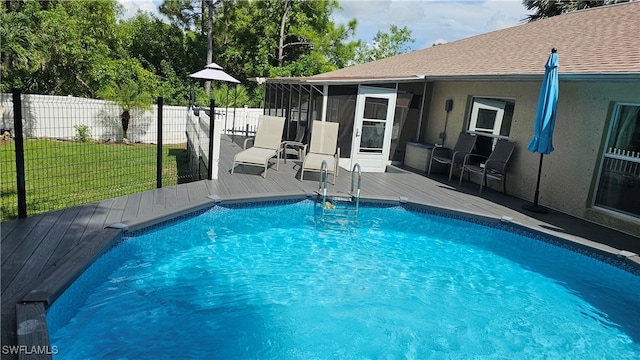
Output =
[
  {"x1": 428, "y1": 132, "x2": 477, "y2": 181},
  {"x1": 459, "y1": 138, "x2": 516, "y2": 194}
]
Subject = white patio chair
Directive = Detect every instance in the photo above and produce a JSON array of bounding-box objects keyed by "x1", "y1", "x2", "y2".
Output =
[
  {"x1": 231, "y1": 115, "x2": 285, "y2": 178},
  {"x1": 300, "y1": 121, "x2": 340, "y2": 185}
]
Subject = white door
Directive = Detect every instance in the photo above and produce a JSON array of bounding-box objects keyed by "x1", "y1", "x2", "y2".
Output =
[{"x1": 351, "y1": 86, "x2": 397, "y2": 172}]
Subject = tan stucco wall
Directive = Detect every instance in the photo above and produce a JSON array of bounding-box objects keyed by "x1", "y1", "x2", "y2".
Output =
[{"x1": 422, "y1": 80, "x2": 640, "y2": 235}]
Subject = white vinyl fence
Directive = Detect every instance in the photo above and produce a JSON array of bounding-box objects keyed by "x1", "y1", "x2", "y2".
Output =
[{"x1": 0, "y1": 93, "x2": 262, "y2": 145}]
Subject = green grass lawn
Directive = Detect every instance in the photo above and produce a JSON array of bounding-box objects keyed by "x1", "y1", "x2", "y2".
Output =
[{"x1": 1, "y1": 139, "x2": 191, "y2": 220}]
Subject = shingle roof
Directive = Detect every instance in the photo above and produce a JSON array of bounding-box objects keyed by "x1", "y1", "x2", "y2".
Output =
[{"x1": 309, "y1": 2, "x2": 640, "y2": 82}]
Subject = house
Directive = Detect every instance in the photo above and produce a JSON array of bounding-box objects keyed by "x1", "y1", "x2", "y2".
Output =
[{"x1": 257, "y1": 2, "x2": 640, "y2": 236}]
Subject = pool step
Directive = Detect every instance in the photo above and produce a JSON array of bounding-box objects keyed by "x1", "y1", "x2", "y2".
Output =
[
  {"x1": 317, "y1": 193, "x2": 359, "y2": 217},
  {"x1": 316, "y1": 163, "x2": 362, "y2": 219}
]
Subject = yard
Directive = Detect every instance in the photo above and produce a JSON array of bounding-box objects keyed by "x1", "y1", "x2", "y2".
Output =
[{"x1": 0, "y1": 138, "x2": 190, "y2": 220}]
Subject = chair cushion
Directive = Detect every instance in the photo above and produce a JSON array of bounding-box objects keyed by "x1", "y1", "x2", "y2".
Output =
[
  {"x1": 302, "y1": 153, "x2": 336, "y2": 172},
  {"x1": 234, "y1": 147, "x2": 276, "y2": 166}
]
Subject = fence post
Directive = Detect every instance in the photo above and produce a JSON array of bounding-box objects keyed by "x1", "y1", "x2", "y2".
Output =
[
  {"x1": 207, "y1": 99, "x2": 215, "y2": 180},
  {"x1": 12, "y1": 88, "x2": 27, "y2": 218},
  {"x1": 156, "y1": 96, "x2": 163, "y2": 188}
]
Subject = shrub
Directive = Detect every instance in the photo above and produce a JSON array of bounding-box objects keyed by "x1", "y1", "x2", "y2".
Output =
[{"x1": 74, "y1": 124, "x2": 92, "y2": 142}]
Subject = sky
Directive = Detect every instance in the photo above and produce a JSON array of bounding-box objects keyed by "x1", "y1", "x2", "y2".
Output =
[{"x1": 117, "y1": 0, "x2": 533, "y2": 52}]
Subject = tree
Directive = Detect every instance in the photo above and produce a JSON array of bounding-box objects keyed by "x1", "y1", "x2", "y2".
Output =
[
  {"x1": 522, "y1": 0, "x2": 631, "y2": 22},
  {"x1": 98, "y1": 81, "x2": 153, "y2": 141},
  {"x1": 0, "y1": 2, "x2": 44, "y2": 92},
  {"x1": 3, "y1": 0, "x2": 364, "y2": 105},
  {"x1": 353, "y1": 25, "x2": 414, "y2": 64},
  {"x1": 159, "y1": 0, "x2": 201, "y2": 29},
  {"x1": 97, "y1": 58, "x2": 156, "y2": 141},
  {"x1": 212, "y1": 84, "x2": 257, "y2": 108},
  {"x1": 1, "y1": 0, "x2": 124, "y2": 96},
  {"x1": 251, "y1": 0, "x2": 358, "y2": 77},
  {"x1": 119, "y1": 11, "x2": 192, "y2": 105},
  {"x1": 158, "y1": 0, "x2": 358, "y2": 101},
  {"x1": 160, "y1": 0, "x2": 221, "y2": 95}
]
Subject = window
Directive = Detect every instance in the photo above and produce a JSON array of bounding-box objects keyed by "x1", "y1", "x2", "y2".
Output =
[
  {"x1": 357, "y1": 96, "x2": 391, "y2": 153},
  {"x1": 467, "y1": 97, "x2": 515, "y2": 157},
  {"x1": 594, "y1": 103, "x2": 640, "y2": 217}
]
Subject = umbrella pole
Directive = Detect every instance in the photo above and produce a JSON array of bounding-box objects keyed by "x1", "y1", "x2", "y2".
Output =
[
  {"x1": 233, "y1": 84, "x2": 238, "y2": 136},
  {"x1": 522, "y1": 153, "x2": 549, "y2": 213},
  {"x1": 532, "y1": 153, "x2": 543, "y2": 206}
]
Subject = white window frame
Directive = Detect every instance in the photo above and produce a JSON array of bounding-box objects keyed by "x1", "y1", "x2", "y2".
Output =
[
  {"x1": 468, "y1": 98, "x2": 506, "y2": 136},
  {"x1": 466, "y1": 97, "x2": 514, "y2": 152},
  {"x1": 592, "y1": 102, "x2": 640, "y2": 218}
]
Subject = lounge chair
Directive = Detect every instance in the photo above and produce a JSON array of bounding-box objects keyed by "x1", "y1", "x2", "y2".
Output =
[
  {"x1": 428, "y1": 132, "x2": 477, "y2": 181},
  {"x1": 459, "y1": 138, "x2": 516, "y2": 193},
  {"x1": 300, "y1": 121, "x2": 340, "y2": 184},
  {"x1": 231, "y1": 115, "x2": 285, "y2": 178}
]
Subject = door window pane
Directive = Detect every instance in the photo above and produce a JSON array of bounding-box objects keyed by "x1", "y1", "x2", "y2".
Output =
[
  {"x1": 360, "y1": 120, "x2": 385, "y2": 153},
  {"x1": 595, "y1": 104, "x2": 640, "y2": 217},
  {"x1": 363, "y1": 97, "x2": 388, "y2": 120}
]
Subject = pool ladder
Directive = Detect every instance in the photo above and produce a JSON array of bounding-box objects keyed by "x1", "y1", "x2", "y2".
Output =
[{"x1": 318, "y1": 161, "x2": 361, "y2": 218}]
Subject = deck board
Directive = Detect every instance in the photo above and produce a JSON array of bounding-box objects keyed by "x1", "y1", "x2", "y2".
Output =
[
  {"x1": 186, "y1": 180, "x2": 211, "y2": 201},
  {"x1": 1, "y1": 226, "x2": 33, "y2": 265},
  {"x1": 104, "y1": 195, "x2": 128, "y2": 227},
  {"x1": 175, "y1": 183, "x2": 190, "y2": 206},
  {"x1": 42, "y1": 204, "x2": 95, "y2": 274},
  {"x1": 80, "y1": 198, "x2": 114, "y2": 239},
  {"x1": 16, "y1": 302, "x2": 51, "y2": 360},
  {"x1": 123, "y1": 192, "x2": 142, "y2": 219},
  {"x1": 1, "y1": 210, "x2": 63, "y2": 297},
  {"x1": 1, "y1": 214, "x2": 43, "y2": 247},
  {"x1": 152, "y1": 188, "x2": 166, "y2": 213},
  {"x1": 137, "y1": 190, "x2": 154, "y2": 219},
  {"x1": 2, "y1": 134, "x2": 639, "y2": 359},
  {"x1": 31, "y1": 207, "x2": 83, "y2": 277}
]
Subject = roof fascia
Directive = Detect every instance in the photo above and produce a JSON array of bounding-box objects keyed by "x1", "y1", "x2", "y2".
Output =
[
  {"x1": 305, "y1": 76, "x2": 426, "y2": 85},
  {"x1": 422, "y1": 74, "x2": 640, "y2": 82},
  {"x1": 252, "y1": 73, "x2": 640, "y2": 85},
  {"x1": 559, "y1": 73, "x2": 640, "y2": 82}
]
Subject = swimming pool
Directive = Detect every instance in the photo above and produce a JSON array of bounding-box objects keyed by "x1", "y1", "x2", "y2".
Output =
[{"x1": 47, "y1": 199, "x2": 640, "y2": 359}]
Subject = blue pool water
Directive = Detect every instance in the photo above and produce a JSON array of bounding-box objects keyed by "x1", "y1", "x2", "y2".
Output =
[{"x1": 47, "y1": 200, "x2": 640, "y2": 359}]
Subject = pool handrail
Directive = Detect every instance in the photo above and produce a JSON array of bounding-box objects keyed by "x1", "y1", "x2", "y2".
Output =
[
  {"x1": 319, "y1": 159, "x2": 329, "y2": 199},
  {"x1": 351, "y1": 163, "x2": 361, "y2": 211}
]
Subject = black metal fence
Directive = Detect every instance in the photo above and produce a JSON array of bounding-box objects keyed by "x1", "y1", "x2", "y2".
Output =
[{"x1": 0, "y1": 89, "x2": 216, "y2": 221}]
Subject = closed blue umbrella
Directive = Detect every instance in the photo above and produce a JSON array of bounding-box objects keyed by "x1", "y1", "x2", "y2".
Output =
[{"x1": 523, "y1": 49, "x2": 559, "y2": 213}]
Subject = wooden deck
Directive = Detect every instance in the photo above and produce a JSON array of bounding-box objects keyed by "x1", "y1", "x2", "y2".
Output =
[{"x1": 2, "y1": 134, "x2": 639, "y2": 359}]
